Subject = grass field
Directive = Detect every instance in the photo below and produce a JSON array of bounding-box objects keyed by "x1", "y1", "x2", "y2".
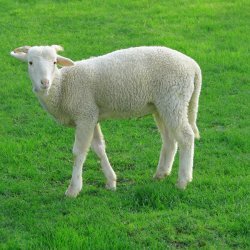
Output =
[{"x1": 0, "y1": 0, "x2": 249, "y2": 249}]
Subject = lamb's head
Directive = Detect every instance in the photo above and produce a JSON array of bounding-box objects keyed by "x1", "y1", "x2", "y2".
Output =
[{"x1": 10, "y1": 45, "x2": 74, "y2": 92}]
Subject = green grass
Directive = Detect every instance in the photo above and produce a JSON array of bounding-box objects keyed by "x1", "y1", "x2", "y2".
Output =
[{"x1": 0, "y1": 0, "x2": 249, "y2": 249}]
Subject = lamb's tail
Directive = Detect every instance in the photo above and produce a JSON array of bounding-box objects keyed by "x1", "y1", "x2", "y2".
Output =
[{"x1": 188, "y1": 66, "x2": 202, "y2": 139}]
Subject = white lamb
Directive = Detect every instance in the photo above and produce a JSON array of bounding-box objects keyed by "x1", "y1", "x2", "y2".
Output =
[{"x1": 10, "y1": 45, "x2": 202, "y2": 197}]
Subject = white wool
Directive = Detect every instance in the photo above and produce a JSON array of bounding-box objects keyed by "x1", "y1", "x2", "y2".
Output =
[{"x1": 11, "y1": 45, "x2": 202, "y2": 197}]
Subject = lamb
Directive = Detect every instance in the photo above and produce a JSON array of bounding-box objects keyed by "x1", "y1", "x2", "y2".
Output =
[{"x1": 10, "y1": 45, "x2": 202, "y2": 197}]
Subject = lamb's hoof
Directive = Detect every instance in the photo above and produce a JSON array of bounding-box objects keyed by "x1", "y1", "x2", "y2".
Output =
[
  {"x1": 105, "y1": 181, "x2": 116, "y2": 191},
  {"x1": 176, "y1": 178, "x2": 192, "y2": 190},
  {"x1": 65, "y1": 185, "x2": 81, "y2": 198},
  {"x1": 153, "y1": 172, "x2": 170, "y2": 180}
]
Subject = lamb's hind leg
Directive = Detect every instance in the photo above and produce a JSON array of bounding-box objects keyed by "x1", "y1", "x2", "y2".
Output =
[
  {"x1": 153, "y1": 113, "x2": 177, "y2": 179},
  {"x1": 174, "y1": 123, "x2": 194, "y2": 189},
  {"x1": 91, "y1": 124, "x2": 117, "y2": 190},
  {"x1": 160, "y1": 107, "x2": 194, "y2": 189},
  {"x1": 156, "y1": 94, "x2": 195, "y2": 189}
]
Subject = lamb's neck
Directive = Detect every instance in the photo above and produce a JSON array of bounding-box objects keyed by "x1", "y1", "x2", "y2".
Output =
[{"x1": 35, "y1": 70, "x2": 62, "y2": 115}]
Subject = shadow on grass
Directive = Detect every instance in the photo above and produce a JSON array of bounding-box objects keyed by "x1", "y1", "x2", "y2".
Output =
[{"x1": 120, "y1": 179, "x2": 188, "y2": 212}]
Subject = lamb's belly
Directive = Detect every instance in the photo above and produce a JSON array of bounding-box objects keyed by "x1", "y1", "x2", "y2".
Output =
[{"x1": 99, "y1": 103, "x2": 156, "y2": 120}]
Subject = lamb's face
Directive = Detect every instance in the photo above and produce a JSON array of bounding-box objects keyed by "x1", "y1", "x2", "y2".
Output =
[
  {"x1": 10, "y1": 45, "x2": 75, "y2": 93},
  {"x1": 27, "y1": 47, "x2": 58, "y2": 93}
]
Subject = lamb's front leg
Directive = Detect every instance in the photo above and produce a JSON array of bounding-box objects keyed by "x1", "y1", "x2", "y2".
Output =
[
  {"x1": 65, "y1": 122, "x2": 95, "y2": 198},
  {"x1": 91, "y1": 124, "x2": 117, "y2": 190}
]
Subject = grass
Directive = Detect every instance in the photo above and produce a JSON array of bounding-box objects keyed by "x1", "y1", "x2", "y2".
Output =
[{"x1": 0, "y1": 0, "x2": 249, "y2": 249}]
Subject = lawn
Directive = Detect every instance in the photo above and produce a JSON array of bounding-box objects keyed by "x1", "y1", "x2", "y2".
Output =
[{"x1": 0, "y1": 0, "x2": 249, "y2": 249}]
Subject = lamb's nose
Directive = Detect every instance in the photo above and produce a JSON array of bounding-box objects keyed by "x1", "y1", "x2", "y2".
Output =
[{"x1": 41, "y1": 79, "x2": 49, "y2": 87}]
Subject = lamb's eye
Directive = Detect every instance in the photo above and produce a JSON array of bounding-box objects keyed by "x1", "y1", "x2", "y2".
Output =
[
  {"x1": 54, "y1": 61, "x2": 57, "y2": 65},
  {"x1": 29, "y1": 61, "x2": 33, "y2": 65}
]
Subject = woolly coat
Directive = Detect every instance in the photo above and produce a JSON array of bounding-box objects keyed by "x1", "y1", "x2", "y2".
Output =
[{"x1": 38, "y1": 46, "x2": 201, "y2": 129}]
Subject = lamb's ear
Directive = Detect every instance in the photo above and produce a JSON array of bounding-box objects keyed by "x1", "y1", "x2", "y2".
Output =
[
  {"x1": 52, "y1": 45, "x2": 74, "y2": 66},
  {"x1": 10, "y1": 46, "x2": 31, "y2": 62},
  {"x1": 10, "y1": 51, "x2": 28, "y2": 62},
  {"x1": 57, "y1": 55, "x2": 75, "y2": 66},
  {"x1": 51, "y1": 45, "x2": 64, "y2": 52}
]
